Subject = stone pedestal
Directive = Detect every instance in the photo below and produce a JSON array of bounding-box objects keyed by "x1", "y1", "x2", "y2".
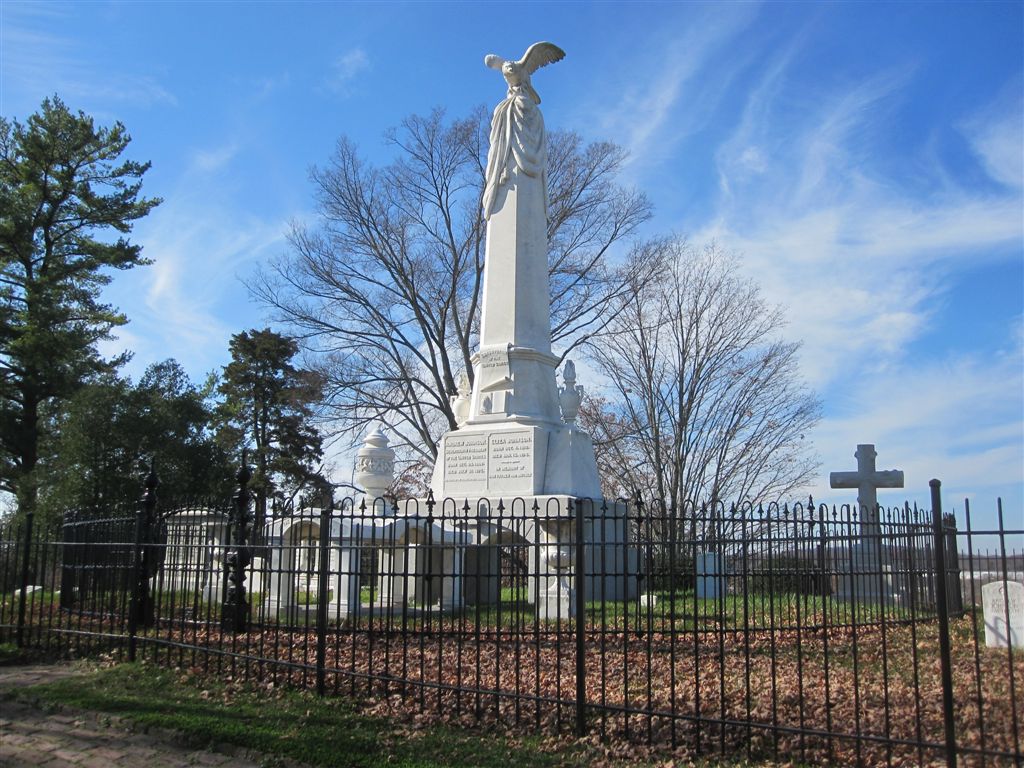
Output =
[
  {"x1": 342, "y1": 517, "x2": 470, "y2": 616},
  {"x1": 433, "y1": 422, "x2": 601, "y2": 500},
  {"x1": 407, "y1": 497, "x2": 637, "y2": 620},
  {"x1": 334, "y1": 544, "x2": 362, "y2": 615},
  {"x1": 835, "y1": 541, "x2": 907, "y2": 606},
  {"x1": 376, "y1": 546, "x2": 423, "y2": 607},
  {"x1": 265, "y1": 513, "x2": 346, "y2": 623}
]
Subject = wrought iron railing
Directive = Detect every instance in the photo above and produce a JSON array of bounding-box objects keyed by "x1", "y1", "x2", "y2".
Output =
[{"x1": 1, "y1": 470, "x2": 1021, "y2": 767}]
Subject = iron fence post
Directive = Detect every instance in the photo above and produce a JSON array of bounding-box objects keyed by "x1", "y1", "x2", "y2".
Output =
[
  {"x1": 59, "y1": 511, "x2": 74, "y2": 611},
  {"x1": 221, "y1": 456, "x2": 252, "y2": 633},
  {"x1": 930, "y1": 479, "x2": 957, "y2": 768},
  {"x1": 316, "y1": 488, "x2": 333, "y2": 698},
  {"x1": 943, "y1": 513, "x2": 963, "y2": 617},
  {"x1": 127, "y1": 499, "x2": 143, "y2": 660},
  {"x1": 15, "y1": 508, "x2": 34, "y2": 648},
  {"x1": 128, "y1": 464, "x2": 159, "y2": 661},
  {"x1": 574, "y1": 497, "x2": 587, "y2": 738}
]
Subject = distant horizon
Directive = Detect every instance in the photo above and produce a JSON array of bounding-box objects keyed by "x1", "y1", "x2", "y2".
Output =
[{"x1": 1, "y1": 1, "x2": 1020, "y2": 526}]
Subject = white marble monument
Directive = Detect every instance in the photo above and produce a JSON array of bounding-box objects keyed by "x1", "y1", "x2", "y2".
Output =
[
  {"x1": 829, "y1": 443, "x2": 905, "y2": 603},
  {"x1": 430, "y1": 42, "x2": 601, "y2": 501},
  {"x1": 160, "y1": 507, "x2": 229, "y2": 603},
  {"x1": 424, "y1": 43, "x2": 634, "y2": 618}
]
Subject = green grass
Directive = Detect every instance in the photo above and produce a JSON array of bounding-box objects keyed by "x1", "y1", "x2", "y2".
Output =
[
  {"x1": 0, "y1": 641, "x2": 24, "y2": 664},
  {"x1": 330, "y1": 583, "x2": 911, "y2": 632},
  {"x1": 296, "y1": 589, "x2": 333, "y2": 606},
  {"x1": 2, "y1": 588, "x2": 61, "y2": 612},
  {"x1": 5, "y1": 659, "x2": 793, "y2": 767},
  {"x1": 7, "y1": 661, "x2": 597, "y2": 768}
]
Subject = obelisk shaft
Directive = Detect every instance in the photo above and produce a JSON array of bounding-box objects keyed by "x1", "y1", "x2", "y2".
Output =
[{"x1": 479, "y1": 170, "x2": 552, "y2": 353}]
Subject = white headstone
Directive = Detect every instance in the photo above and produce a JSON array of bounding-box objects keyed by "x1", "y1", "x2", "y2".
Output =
[
  {"x1": 696, "y1": 552, "x2": 726, "y2": 600},
  {"x1": 983, "y1": 580, "x2": 1024, "y2": 649}
]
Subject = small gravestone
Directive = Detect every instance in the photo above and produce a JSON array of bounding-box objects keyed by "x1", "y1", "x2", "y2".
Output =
[
  {"x1": 983, "y1": 580, "x2": 1024, "y2": 649},
  {"x1": 696, "y1": 551, "x2": 726, "y2": 600}
]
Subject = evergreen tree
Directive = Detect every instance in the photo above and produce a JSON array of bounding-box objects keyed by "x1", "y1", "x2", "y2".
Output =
[
  {"x1": 0, "y1": 96, "x2": 159, "y2": 519},
  {"x1": 40, "y1": 361, "x2": 232, "y2": 525},
  {"x1": 217, "y1": 329, "x2": 324, "y2": 533}
]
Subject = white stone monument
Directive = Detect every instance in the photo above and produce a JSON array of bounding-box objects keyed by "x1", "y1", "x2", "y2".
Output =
[
  {"x1": 278, "y1": 427, "x2": 467, "y2": 619},
  {"x1": 983, "y1": 580, "x2": 1024, "y2": 649},
  {"x1": 160, "y1": 507, "x2": 228, "y2": 603},
  {"x1": 829, "y1": 443, "x2": 905, "y2": 603},
  {"x1": 265, "y1": 511, "x2": 339, "y2": 621},
  {"x1": 431, "y1": 42, "x2": 600, "y2": 501},
  {"x1": 425, "y1": 43, "x2": 634, "y2": 619}
]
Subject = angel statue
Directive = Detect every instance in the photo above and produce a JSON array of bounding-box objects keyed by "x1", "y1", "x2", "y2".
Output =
[{"x1": 481, "y1": 42, "x2": 565, "y2": 219}]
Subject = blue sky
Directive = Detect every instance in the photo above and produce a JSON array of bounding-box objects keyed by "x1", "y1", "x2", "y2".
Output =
[{"x1": 2, "y1": 1, "x2": 1021, "y2": 527}]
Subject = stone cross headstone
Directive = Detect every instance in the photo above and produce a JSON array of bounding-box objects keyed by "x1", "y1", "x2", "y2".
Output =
[
  {"x1": 829, "y1": 443, "x2": 905, "y2": 604},
  {"x1": 983, "y1": 580, "x2": 1024, "y2": 649},
  {"x1": 830, "y1": 443, "x2": 904, "y2": 536}
]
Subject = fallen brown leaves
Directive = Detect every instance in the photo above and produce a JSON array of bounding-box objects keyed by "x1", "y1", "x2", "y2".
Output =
[{"x1": 28, "y1": 609, "x2": 1024, "y2": 766}]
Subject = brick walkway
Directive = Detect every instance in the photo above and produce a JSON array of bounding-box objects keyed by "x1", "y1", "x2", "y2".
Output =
[{"x1": 0, "y1": 664, "x2": 309, "y2": 768}]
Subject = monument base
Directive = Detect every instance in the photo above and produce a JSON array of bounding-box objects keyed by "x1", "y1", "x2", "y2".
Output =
[
  {"x1": 431, "y1": 422, "x2": 601, "y2": 500},
  {"x1": 395, "y1": 494, "x2": 636, "y2": 620},
  {"x1": 834, "y1": 543, "x2": 907, "y2": 606}
]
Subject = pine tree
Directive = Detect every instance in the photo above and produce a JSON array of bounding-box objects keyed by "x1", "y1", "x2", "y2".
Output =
[
  {"x1": 217, "y1": 329, "x2": 324, "y2": 535},
  {"x1": 0, "y1": 96, "x2": 160, "y2": 518}
]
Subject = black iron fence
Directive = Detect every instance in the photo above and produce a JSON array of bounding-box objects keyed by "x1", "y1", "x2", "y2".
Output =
[{"x1": 1, "y1": 471, "x2": 1021, "y2": 767}]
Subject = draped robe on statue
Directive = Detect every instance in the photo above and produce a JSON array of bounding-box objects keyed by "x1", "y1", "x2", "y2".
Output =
[{"x1": 482, "y1": 86, "x2": 547, "y2": 220}]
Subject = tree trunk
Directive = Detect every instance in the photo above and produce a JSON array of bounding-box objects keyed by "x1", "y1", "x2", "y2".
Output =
[{"x1": 17, "y1": 393, "x2": 39, "y2": 520}]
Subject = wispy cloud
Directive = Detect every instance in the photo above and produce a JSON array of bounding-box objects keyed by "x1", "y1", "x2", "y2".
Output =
[
  {"x1": 695, "y1": 59, "x2": 1022, "y2": 387},
  {"x1": 324, "y1": 48, "x2": 369, "y2": 95},
  {"x1": 1, "y1": 5, "x2": 176, "y2": 112},
  {"x1": 188, "y1": 143, "x2": 239, "y2": 174},
  {"x1": 583, "y1": 5, "x2": 760, "y2": 171},
  {"x1": 808, "y1": 334, "x2": 1023, "y2": 510},
  {"x1": 959, "y1": 78, "x2": 1024, "y2": 190},
  {"x1": 103, "y1": 175, "x2": 290, "y2": 383},
  {"x1": 252, "y1": 72, "x2": 291, "y2": 102},
  {"x1": 678, "y1": 37, "x2": 1023, "y2": 519}
]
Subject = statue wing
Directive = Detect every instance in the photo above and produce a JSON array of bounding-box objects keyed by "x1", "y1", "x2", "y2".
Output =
[
  {"x1": 484, "y1": 54, "x2": 506, "y2": 71},
  {"x1": 517, "y1": 42, "x2": 565, "y2": 74}
]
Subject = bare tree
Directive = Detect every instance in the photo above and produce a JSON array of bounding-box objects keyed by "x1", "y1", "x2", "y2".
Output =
[
  {"x1": 580, "y1": 239, "x2": 821, "y2": 509},
  {"x1": 251, "y1": 108, "x2": 652, "y2": 466}
]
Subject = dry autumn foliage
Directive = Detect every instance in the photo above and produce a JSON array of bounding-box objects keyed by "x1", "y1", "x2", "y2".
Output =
[{"x1": 96, "y1": 612, "x2": 1022, "y2": 768}]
